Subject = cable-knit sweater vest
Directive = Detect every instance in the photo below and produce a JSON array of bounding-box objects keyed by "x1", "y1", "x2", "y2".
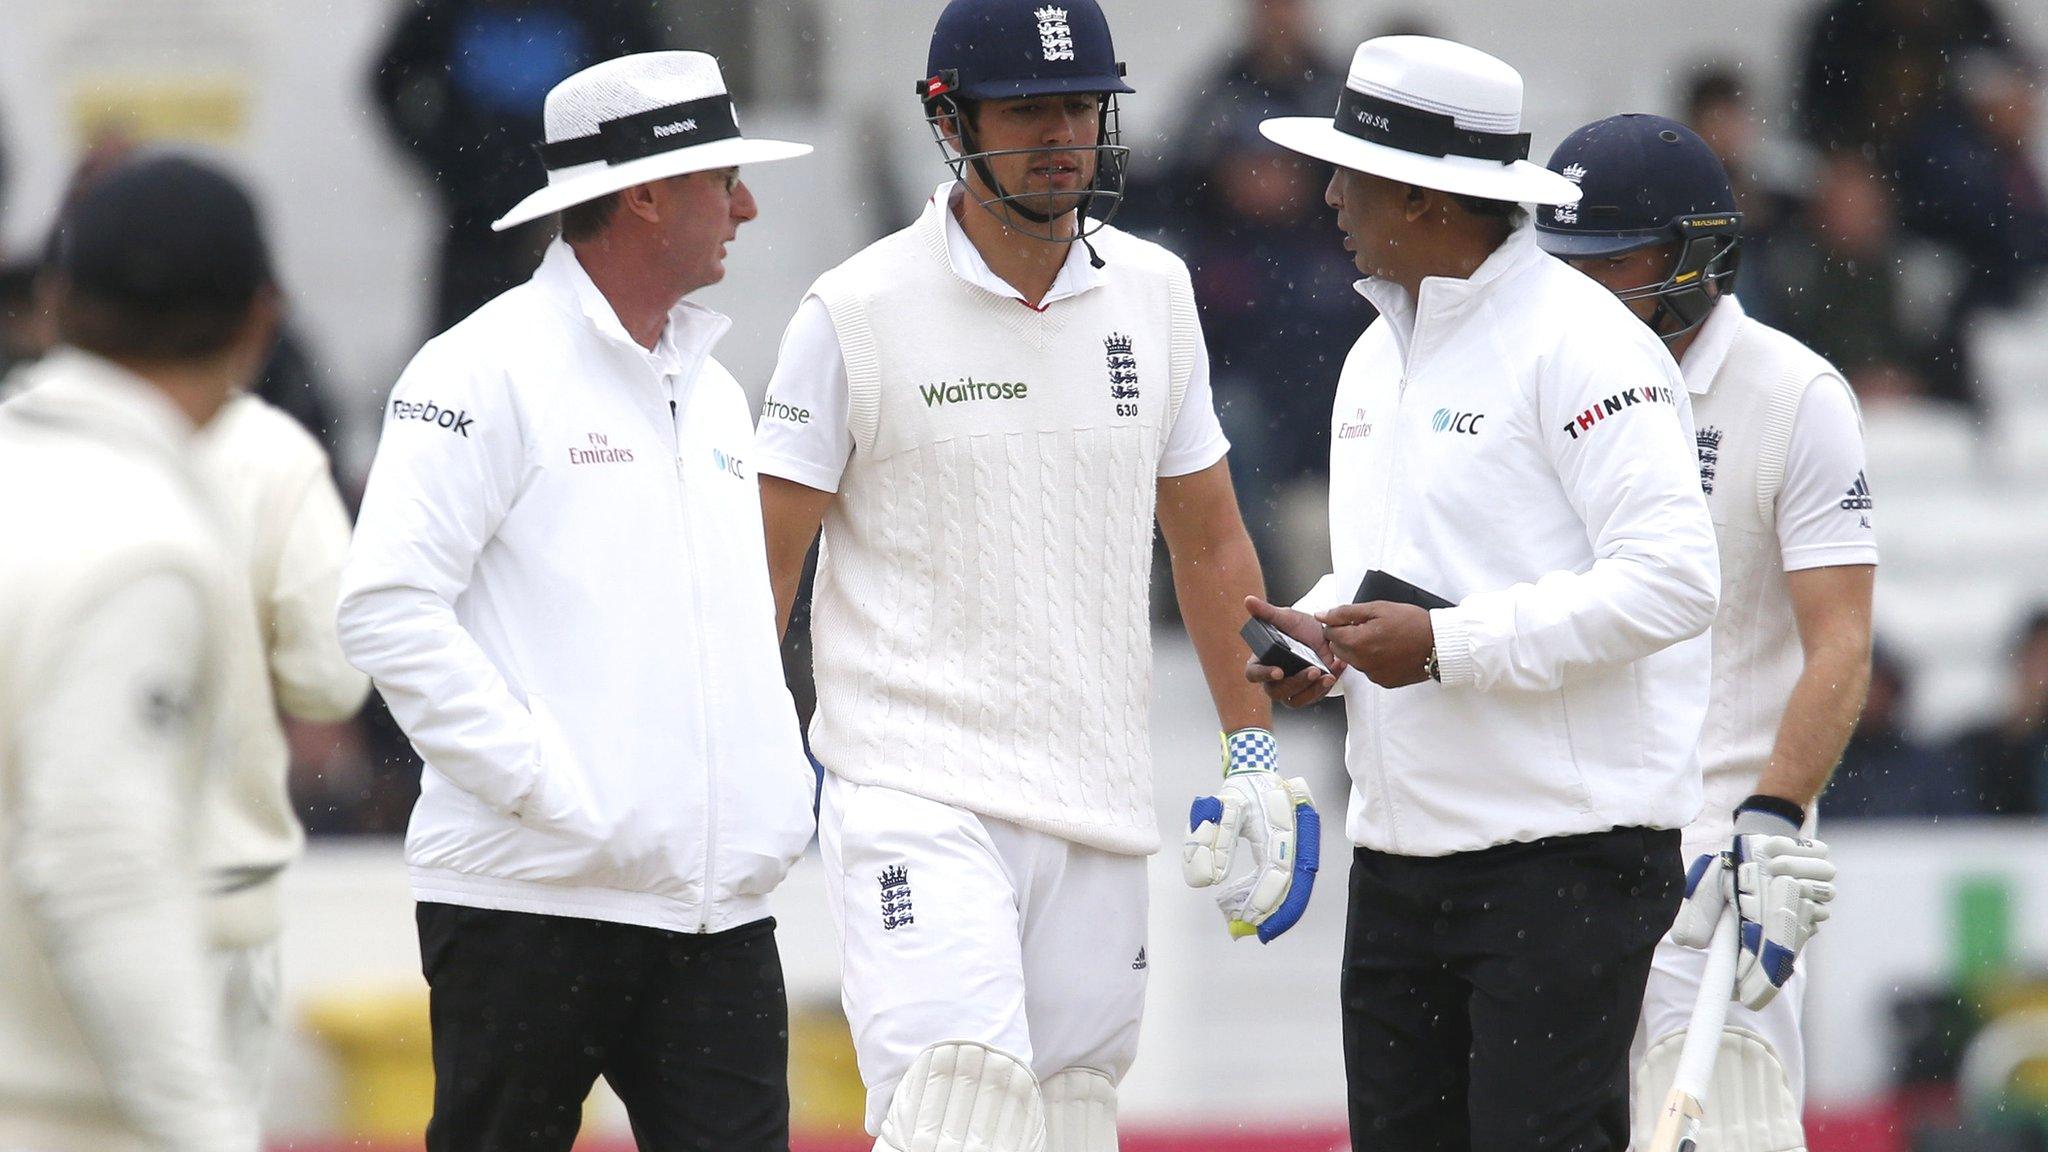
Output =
[
  {"x1": 806, "y1": 210, "x2": 1198, "y2": 855},
  {"x1": 1689, "y1": 312, "x2": 1853, "y2": 850}
]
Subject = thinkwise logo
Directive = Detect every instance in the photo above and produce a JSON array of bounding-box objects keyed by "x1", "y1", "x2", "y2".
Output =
[{"x1": 1560, "y1": 385, "x2": 1679, "y2": 441}]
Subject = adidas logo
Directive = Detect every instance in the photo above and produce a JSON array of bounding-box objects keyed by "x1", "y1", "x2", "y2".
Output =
[
  {"x1": 1131, "y1": 946, "x2": 1148, "y2": 971},
  {"x1": 1840, "y1": 470, "x2": 1874, "y2": 511}
]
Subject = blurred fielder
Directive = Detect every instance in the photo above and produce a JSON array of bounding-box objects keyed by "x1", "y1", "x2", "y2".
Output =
[
  {"x1": 755, "y1": 1, "x2": 1313, "y2": 1148},
  {"x1": 1536, "y1": 115, "x2": 1865, "y2": 1152},
  {"x1": 0, "y1": 156, "x2": 272, "y2": 1152},
  {"x1": 1255, "y1": 37, "x2": 1721, "y2": 1150},
  {"x1": 196, "y1": 380, "x2": 369, "y2": 1107}
]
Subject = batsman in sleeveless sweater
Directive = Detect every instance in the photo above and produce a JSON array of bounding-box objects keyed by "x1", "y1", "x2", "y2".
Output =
[
  {"x1": 756, "y1": 3, "x2": 1316, "y2": 1150},
  {"x1": 1538, "y1": 116, "x2": 1873, "y2": 1152}
]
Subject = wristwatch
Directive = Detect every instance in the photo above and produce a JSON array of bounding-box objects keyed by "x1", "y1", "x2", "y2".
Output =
[{"x1": 1422, "y1": 645, "x2": 1441, "y2": 683}]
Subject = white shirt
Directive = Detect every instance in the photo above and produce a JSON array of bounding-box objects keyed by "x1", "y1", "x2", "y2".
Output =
[
  {"x1": 753, "y1": 183, "x2": 1229, "y2": 491},
  {"x1": 1679, "y1": 295, "x2": 1879, "y2": 572}
]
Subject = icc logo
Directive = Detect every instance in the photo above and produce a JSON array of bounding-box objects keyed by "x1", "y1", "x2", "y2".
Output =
[{"x1": 1431, "y1": 408, "x2": 1484, "y2": 435}]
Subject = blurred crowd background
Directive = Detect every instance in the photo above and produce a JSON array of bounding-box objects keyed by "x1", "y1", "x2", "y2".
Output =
[
  {"x1": 1, "y1": 0, "x2": 2045, "y2": 1147},
  {"x1": 2, "y1": 0, "x2": 2041, "y2": 836}
]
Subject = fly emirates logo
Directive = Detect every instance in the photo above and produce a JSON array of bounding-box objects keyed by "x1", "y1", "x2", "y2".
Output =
[{"x1": 919, "y1": 375, "x2": 1030, "y2": 408}]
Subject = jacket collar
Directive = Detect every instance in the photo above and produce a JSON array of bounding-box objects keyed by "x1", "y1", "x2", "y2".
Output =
[
  {"x1": 1678, "y1": 293, "x2": 1745, "y2": 397},
  {"x1": 533, "y1": 239, "x2": 733, "y2": 382},
  {"x1": 3, "y1": 348, "x2": 199, "y2": 464},
  {"x1": 1355, "y1": 224, "x2": 1546, "y2": 369}
]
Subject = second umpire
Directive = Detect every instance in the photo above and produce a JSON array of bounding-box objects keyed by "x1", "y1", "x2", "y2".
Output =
[{"x1": 1250, "y1": 37, "x2": 1721, "y2": 1150}]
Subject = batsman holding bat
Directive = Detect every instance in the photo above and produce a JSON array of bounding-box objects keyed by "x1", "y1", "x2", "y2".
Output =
[{"x1": 1536, "y1": 115, "x2": 1868, "y2": 1150}]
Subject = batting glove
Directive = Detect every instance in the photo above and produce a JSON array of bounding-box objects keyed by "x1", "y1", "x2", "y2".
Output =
[
  {"x1": 1672, "y1": 797, "x2": 1837, "y2": 1009},
  {"x1": 1181, "y1": 728, "x2": 1320, "y2": 943}
]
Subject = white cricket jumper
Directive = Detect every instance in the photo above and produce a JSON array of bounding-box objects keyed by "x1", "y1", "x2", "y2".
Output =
[
  {"x1": 800, "y1": 194, "x2": 1199, "y2": 856},
  {"x1": 1682, "y1": 294, "x2": 1879, "y2": 853}
]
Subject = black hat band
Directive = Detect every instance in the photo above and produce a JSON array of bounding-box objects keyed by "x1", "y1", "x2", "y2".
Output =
[
  {"x1": 536, "y1": 94, "x2": 741, "y2": 171},
  {"x1": 1333, "y1": 88, "x2": 1530, "y2": 165}
]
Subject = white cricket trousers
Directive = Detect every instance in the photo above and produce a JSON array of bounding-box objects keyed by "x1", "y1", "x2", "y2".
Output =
[
  {"x1": 210, "y1": 938, "x2": 283, "y2": 1109},
  {"x1": 818, "y1": 772, "x2": 1150, "y2": 1136}
]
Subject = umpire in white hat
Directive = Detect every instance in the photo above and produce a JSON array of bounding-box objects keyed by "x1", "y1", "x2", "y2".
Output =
[
  {"x1": 338, "y1": 53, "x2": 817, "y2": 1150},
  {"x1": 1246, "y1": 37, "x2": 1721, "y2": 1149}
]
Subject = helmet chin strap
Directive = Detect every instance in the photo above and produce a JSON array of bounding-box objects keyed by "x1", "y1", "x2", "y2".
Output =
[{"x1": 948, "y1": 101, "x2": 1112, "y2": 268}]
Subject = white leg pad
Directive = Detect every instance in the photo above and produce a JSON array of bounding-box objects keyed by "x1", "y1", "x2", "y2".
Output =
[
  {"x1": 1633, "y1": 1027, "x2": 1806, "y2": 1152},
  {"x1": 1042, "y1": 1067, "x2": 1118, "y2": 1152},
  {"x1": 875, "y1": 1041, "x2": 1047, "y2": 1152}
]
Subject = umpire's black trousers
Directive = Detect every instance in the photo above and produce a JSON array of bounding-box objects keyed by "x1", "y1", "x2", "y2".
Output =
[
  {"x1": 1342, "y1": 825, "x2": 1681, "y2": 1152},
  {"x1": 417, "y1": 904, "x2": 790, "y2": 1152}
]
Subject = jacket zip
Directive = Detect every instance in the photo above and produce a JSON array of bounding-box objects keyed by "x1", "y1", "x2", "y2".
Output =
[
  {"x1": 1369, "y1": 371, "x2": 1412, "y2": 852},
  {"x1": 669, "y1": 391, "x2": 720, "y2": 933}
]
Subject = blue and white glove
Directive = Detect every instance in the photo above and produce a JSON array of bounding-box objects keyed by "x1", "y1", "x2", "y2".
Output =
[
  {"x1": 1181, "y1": 728, "x2": 1320, "y2": 943},
  {"x1": 1672, "y1": 796, "x2": 1837, "y2": 1009}
]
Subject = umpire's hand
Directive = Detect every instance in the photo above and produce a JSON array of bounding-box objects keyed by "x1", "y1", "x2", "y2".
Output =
[
  {"x1": 1318, "y1": 601, "x2": 1433, "y2": 688},
  {"x1": 1243, "y1": 596, "x2": 1344, "y2": 707}
]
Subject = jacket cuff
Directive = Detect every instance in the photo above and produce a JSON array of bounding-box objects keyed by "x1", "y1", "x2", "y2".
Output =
[{"x1": 1429, "y1": 608, "x2": 1476, "y2": 688}]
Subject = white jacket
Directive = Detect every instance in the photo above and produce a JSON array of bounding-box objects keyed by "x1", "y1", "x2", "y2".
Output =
[
  {"x1": 1301, "y1": 226, "x2": 1719, "y2": 857},
  {"x1": 338, "y1": 241, "x2": 816, "y2": 934},
  {"x1": 0, "y1": 352, "x2": 258, "y2": 1152},
  {"x1": 194, "y1": 394, "x2": 368, "y2": 948}
]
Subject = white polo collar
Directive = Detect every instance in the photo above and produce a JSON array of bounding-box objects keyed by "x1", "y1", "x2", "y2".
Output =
[
  {"x1": 1679, "y1": 293, "x2": 1746, "y2": 396},
  {"x1": 925, "y1": 181, "x2": 1106, "y2": 308}
]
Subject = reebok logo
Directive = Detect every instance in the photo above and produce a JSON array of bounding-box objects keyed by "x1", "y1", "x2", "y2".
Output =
[
  {"x1": 1432, "y1": 408, "x2": 1484, "y2": 435},
  {"x1": 1560, "y1": 385, "x2": 1679, "y2": 441},
  {"x1": 651, "y1": 119, "x2": 698, "y2": 137},
  {"x1": 761, "y1": 397, "x2": 811, "y2": 425},
  {"x1": 390, "y1": 397, "x2": 473, "y2": 437},
  {"x1": 1840, "y1": 470, "x2": 1873, "y2": 511},
  {"x1": 919, "y1": 376, "x2": 1030, "y2": 408}
]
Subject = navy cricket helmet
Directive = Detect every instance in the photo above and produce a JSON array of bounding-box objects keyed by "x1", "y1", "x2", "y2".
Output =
[
  {"x1": 1535, "y1": 113, "x2": 1742, "y2": 339},
  {"x1": 916, "y1": 0, "x2": 1135, "y2": 247}
]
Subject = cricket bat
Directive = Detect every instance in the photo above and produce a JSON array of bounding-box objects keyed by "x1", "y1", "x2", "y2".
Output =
[{"x1": 1643, "y1": 905, "x2": 1740, "y2": 1152}]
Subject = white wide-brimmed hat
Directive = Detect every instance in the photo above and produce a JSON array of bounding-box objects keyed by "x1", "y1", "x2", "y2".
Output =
[
  {"x1": 1260, "y1": 36, "x2": 1581, "y2": 207},
  {"x1": 492, "y1": 51, "x2": 812, "y2": 231}
]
